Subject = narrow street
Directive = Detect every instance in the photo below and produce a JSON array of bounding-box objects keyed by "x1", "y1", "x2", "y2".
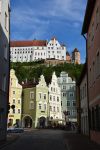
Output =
[
  {"x1": 1, "y1": 129, "x2": 100, "y2": 150},
  {"x1": 1, "y1": 130, "x2": 68, "y2": 150}
]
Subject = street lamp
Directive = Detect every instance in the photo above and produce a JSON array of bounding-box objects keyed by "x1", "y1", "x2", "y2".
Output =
[{"x1": 63, "y1": 110, "x2": 68, "y2": 125}]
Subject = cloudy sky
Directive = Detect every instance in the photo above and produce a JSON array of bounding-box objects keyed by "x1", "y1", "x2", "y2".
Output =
[{"x1": 11, "y1": 0, "x2": 87, "y2": 63}]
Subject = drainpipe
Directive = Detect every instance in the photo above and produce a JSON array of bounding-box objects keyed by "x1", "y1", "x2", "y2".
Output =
[{"x1": 82, "y1": 34, "x2": 90, "y2": 138}]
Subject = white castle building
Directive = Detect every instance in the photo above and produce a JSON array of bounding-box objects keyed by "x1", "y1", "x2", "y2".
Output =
[{"x1": 10, "y1": 37, "x2": 66, "y2": 62}]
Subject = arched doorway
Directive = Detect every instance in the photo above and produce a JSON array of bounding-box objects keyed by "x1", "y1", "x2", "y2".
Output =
[
  {"x1": 39, "y1": 117, "x2": 46, "y2": 128},
  {"x1": 23, "y1": 116, "x2": 32, "y2": 128}
]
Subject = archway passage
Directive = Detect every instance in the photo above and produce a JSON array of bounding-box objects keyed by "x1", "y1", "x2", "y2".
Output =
[
  {"x1": 23, "y1": 116, "x2": 32, "y2": 128},
  {"x1": 39, "y1": 117, "x2": 46, "y2": 128}
]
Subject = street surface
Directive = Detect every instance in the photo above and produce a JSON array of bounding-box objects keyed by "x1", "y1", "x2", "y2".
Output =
[
  {"x1": 1, "y1": 129, "x2": 100, "y2": 150},
  {"x1": 1, "y1": 130, "x2": 68, "y2": 150}
]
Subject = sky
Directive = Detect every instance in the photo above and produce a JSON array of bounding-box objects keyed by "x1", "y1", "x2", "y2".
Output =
[{"x1": 11, "y1": 0, "x2": 87, "y2": 63}]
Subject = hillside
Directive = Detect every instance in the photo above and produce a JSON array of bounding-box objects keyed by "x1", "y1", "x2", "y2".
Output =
[{"x1": 10, "y1": 61, "x2": 84, "y2": 84}]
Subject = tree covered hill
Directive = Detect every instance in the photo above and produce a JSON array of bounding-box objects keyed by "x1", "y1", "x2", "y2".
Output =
[{"x1": 10, "y1": 61, "x2": 84, "y2": 84}]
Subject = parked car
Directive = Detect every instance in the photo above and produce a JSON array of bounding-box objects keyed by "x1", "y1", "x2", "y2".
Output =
[{"x1": 7, "y1": 127, "x2": 24, "y2": 133}]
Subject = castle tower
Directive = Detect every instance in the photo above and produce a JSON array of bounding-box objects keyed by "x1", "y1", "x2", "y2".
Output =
[
  {"x1": 66, "y1": 51, "x2": 71, "y2": 63},
  {"x1": 72, "y1": 48, "x2": 80, "y2": 64}
]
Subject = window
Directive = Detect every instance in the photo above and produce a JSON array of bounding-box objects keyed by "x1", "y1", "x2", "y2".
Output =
[
  {"x1": 63, "y1": 93, "x2": 66, "y2": 97},
  {"x1": 67, "y1": 101, "x2": 70, "y2": 106},
  {"x1": 13, "y1": 109, "x2": 15, "y2": 114},
  {"x1": 72, "y1": 110, "x2": 76, "y2": 116},
  {"x1": 69, "y1": 92, "x2": 74, "y2": 97},
  {"x1": 57, "y1": 97, "x2": 59, "y2": 102},
  {"x1": 13, "y1": 91, "x2": 15, "y2": 94},
  {"x1": 30, "y1": 92, "x2": 34, "y2": 99},
  {"x1": 18, "y1": 109, "x2": 20, "y2": 114},
  {"x1": 96, "y1": 52, "x2": 100, "y2": 77},
  {"x1": 96, "y1": 7, "x2": 100, "y2": 29},
  {"x1": 18, "y1": 100, "x2": 20, "y2": 104},
  {"x1": 63, "y1": 78, "x2": 66, "y2": 82},
  {"x1": 53, "y1": 96, "x2": 55, "y2": 101},
  {"x1": 44, "y1": 104, "x2": 46, "y2": 110},
  {"x1": 67, "y1": 111, "x2": 70, "y2": 115},
  {"x1": 50, "y1": 95, "x2": 52, "y2": 101},
  {"x1": 2, "y1": 75, "x2": 6, "y2": 91},
  {"x1": 50, "y1": 106, "x2": 52, "y2": 111},
  {"x1": 39, "y1": 104, "x2": 42, "y2": 110},
  {"x1": 13, "y1": 99, "x2": 15, "y2": 104},
  {"x1": 39, "y1": 93, "x2": 42, "y2": 99},
  {"x1": 44, "y1": 94, "x2": 46, "y2": 100},
  {"x1": 91, "y1": 22, "x2": 94, "y2": 41},
  {"x1": 63, "y1": 86, "x2": 66, "y2": 89},
  {"x1": 73, "y1": 101, "x2": 76, "y2": 106},
  {"x1": 5, "y1": 12, "x2": 8, "y2": 31},
  {"x1": 53, "y1": 106, "x2": 55, "y2": 112},
  {"x1": 57, "y1": 107, "x2": 59, "y2": 112},
  {"x1": 29, "y1": 101, "x2": 34, "y2": 110}
]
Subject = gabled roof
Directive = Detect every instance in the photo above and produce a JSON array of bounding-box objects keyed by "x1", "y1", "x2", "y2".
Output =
[
  {"x1": 10, "y1": 40, "x2": 47, "y2": 47},
  {"x1": 82, "y1": 0, "x2": 96, "y2": 34}
]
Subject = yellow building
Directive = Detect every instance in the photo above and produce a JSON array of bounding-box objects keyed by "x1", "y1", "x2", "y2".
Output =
[{"x1": 8, "y1": 69, "x2": 22, "y2": 127}]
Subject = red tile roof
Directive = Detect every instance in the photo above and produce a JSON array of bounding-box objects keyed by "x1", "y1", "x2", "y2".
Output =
[
  {"x1": 10, "y1": 40, "x2": 47, "y2": 47},
  {"x1": 22, "y1": 81, "x2": 38, "y2": 89}
]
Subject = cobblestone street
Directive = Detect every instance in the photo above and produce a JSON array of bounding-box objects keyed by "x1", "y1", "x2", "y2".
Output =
[{"x1": 0, "y1": 130, "x2": 100, "y2": 150}]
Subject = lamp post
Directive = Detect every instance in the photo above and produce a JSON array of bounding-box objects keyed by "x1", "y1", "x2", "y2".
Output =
[{"x1": 63, "y1": 111, "x2": 68, "y2": 125}]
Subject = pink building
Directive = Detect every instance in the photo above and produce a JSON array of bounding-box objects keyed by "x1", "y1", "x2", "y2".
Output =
[{"x1": 82, "y1": 0, "x2": 100, "y2": 144}]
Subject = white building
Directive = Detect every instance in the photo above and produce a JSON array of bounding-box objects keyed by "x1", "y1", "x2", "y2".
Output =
[
  {"x1": 10, "y1": 37, "x2": 66, "y2": 62},
  {"x1": 58, "y1": 72, "x2": 77, "y2": 122},
  {"x1": 48, "y1": 72, "x2": 62, "y2": 122},
  {"x1": 47, "y1": 37, "x2": 66, "y2": 60},
  {"x1": 0, "y1": 0, "x2": 10, "y2": 141}
]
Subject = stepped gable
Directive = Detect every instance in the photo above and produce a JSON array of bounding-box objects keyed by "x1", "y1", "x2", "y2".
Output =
[{"x1": 10, "y1": 40, "x2": 47, "y2": 47}]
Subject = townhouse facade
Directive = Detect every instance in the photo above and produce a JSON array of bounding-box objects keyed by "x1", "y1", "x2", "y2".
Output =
[
  {"x1": 10, "y1": 37, "x2": 66, "y2": 62},
  {"x1": 35, "y1": 75, "x2": 49, "y2": 128},
  {"x1": 22, "y1": 83, "x2": 36, "y2": 128},
  {"x1": 58, "y1": 72, "x2": 77, "y2": 123},
  {"x1": 0, "y1": 0, "x2": 10, "y2": 141},
  {"x1": 82, "y1": 0, "x2": 100, "y2": 144},
  {"x1": 8, "y1": 69, "x2": 22, "y2": 127},
  {"x1": 49, "y1": 72, "x2": 62, "y2": 124},
  {"x1": 79, "y1": 65, "x2": 89, "y2": 136}
]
